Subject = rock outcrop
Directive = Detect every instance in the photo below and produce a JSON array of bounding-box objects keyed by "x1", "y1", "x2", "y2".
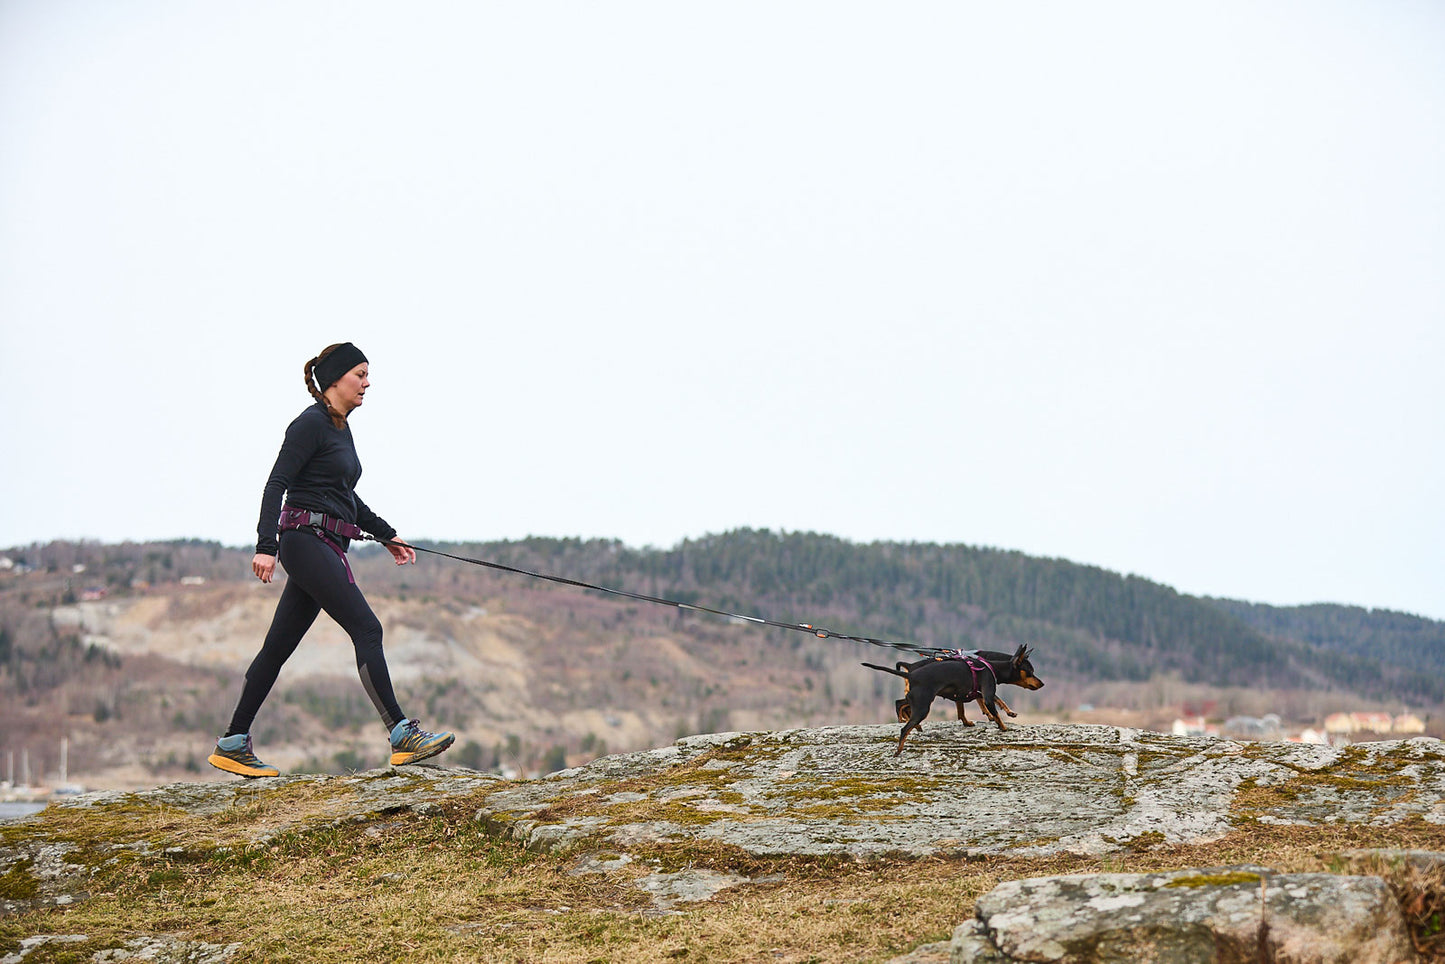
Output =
[
  {"x1": 952, "y1": 865, "x2": 1420, "y2": 963},
  {"x1": 475, "y1": 723, "x2": 1445, "y2": 859},
  {"x1": 4, "y1": 723, "x2": 1444, "y2": 961}
]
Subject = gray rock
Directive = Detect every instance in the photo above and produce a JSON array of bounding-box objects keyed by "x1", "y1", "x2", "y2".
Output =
[
  {"x1": 471, "y1": 725, "x2": 1445, "y2": 859},
  {"x1": 47, "y1": 766, "x2": 502, "y2": 843},
  {"x1": 958, "y1": 866, "x2": 1418, "y2": 963},
  {"x1": 635, "y1": 868, "x2": 750, "y2": 913},
  {"x1": 0, "y1": 842, "x2": 88, "y2": 918},
  {"x1": 884, "y1": 939, "x2": 954, "y2": 964},
  {"x1": 1, "y1": 934, "x2": 90, "y2": 963},
  {"x1": 948, "y1": 923, "x2": 1011, "y2": 964},
  {"x1": 91, "y1": 936, "x2": 242, "y2": 962},
  {"x1": 0, "y1": 934, "x2": 238, "y2": 964}
]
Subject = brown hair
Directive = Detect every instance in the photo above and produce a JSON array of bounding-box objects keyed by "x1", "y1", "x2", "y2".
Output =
[{"x1": 305, "y1": 343, "x2": 349, "y2": 429}]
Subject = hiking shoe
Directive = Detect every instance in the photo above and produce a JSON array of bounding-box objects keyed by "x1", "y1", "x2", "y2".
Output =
[
  {"x1": 389, "y1": 719, "x2": 455, "y2": 766},
  {"x1": 207, "y1": 734, "x2": 280, "y2": 778}
]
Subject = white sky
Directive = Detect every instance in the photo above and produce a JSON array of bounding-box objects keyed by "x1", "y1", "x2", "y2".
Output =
[{"x1": 1, "y1": 2, "x2": 1441, "y2": 619}]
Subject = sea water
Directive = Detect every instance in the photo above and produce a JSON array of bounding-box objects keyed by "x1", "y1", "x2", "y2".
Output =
[{"x1": 0, "y1": 801, "x2": 48, "y2": 821}]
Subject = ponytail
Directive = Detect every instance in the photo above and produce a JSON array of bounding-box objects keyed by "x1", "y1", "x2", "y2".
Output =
[{"x1": 304, "y1": 344, "x2": 349, "y2": 429}]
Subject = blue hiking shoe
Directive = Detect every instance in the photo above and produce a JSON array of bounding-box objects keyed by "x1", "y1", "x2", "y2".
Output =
[
  {"x1": 389, "y1": 719, "x2": 455, "y2": 766},
  {"x1": 207, "y1": 734, "x2": 280, "y2": 778}
]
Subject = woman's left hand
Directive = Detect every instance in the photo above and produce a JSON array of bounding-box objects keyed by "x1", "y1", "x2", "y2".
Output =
[{"x1": 385, "y1": 537, "x2": 417, "y2": 566}]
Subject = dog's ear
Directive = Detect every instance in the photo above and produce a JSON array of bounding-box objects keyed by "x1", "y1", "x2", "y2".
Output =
[{"x1": 1014, "y1": 643, "x2": 1032, "y2": 664}]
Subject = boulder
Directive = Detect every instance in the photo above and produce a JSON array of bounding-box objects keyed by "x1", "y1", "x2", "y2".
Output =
[{"x1": 954, "y1": 866, "x2": 1418, "y2": 963}]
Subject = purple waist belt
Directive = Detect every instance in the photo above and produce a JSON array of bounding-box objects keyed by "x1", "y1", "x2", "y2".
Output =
[{"x1": 278, "y1": 505, "x2": 366, "y2": 583}]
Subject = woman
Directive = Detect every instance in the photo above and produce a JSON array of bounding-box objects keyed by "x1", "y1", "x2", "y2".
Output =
[{"x1": 208, "y1": 342, "x2": 454, "y2": 777}]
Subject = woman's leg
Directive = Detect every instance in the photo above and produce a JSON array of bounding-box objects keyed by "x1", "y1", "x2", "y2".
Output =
[
  {"x1": 225, "y1": 555, "x2": 322, "y2": 736},
  {"x1": 277, "y1": 531, "x2": 407, "y2": 730}
]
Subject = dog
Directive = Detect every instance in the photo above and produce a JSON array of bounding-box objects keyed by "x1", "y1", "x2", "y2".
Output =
[
  {"x1": 864, "y1": 645, "x2": 1045, "y2": 727},
  {"x1": 888, "y1": 658, "x2": 1017, "y2": 728},
  {"x1": 865, "y1": 648, "x2": 1037, "y2": 729},
  {"x1": 862, "y1": 644, "x2": 1044, "y2": 755}
]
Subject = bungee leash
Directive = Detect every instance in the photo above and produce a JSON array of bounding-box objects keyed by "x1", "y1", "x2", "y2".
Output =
[{"x1": 369, "y1": 536, "x2": 954, "y2": 659}]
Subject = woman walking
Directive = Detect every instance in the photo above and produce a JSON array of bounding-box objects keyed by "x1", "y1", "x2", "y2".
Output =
[{"x1": 209, "y1": 342, "x2": 453, "y2": 777}]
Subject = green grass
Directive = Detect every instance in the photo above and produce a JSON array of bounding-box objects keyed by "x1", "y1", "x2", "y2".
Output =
[
  {"x1": 1164, "y1": 870, "x2": 1262, "y2": 888},
  {"x1": 0, "y1": 858, "x2": 40, "y2": 901}
]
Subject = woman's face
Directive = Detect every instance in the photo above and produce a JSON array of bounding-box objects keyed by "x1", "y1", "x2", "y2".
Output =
[{"x1": 328, "y1": 363, "x2": 370, "y2": 413}]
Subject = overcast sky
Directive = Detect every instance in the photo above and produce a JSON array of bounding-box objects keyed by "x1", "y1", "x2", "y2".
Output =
[{"x1": 1, "y1": 2, "x2": 1441, "y2": 620}]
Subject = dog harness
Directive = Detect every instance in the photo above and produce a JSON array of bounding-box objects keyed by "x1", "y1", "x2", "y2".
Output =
[
  {"x1": 934, "y1": 650, "x2": 996, "y2": 700},
  {"x1": 278, "y1": 505, "x2": 366, "y2": 584}
]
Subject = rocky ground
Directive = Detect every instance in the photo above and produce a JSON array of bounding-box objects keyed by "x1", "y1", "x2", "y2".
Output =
[
  {"x1": 4, "y1": 724, "x2": 1445, "y2": 962},
  {"x1": 474, "y1": 722, "x2": 1445, "y2": 859}
]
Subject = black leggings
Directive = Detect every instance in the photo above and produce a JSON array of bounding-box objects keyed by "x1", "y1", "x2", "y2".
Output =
[{"x1": 225, "y1": 529, "x2": 405, "y2": 736}]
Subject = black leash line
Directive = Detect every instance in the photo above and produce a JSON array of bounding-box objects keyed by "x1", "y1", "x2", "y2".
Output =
[{"x1": 371, "y1": 537, "x2": 949, "y2": 658}]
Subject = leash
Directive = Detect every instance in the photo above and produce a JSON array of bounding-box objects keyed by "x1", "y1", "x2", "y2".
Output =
[{"x1": 368, "y1": 535, "x2": 954, "y2": 658}]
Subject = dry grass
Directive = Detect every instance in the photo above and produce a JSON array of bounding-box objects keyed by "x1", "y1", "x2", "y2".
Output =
[
  {"x1": 6, "y1": 788, "x2": 1445, "y2": 964},
  {"x1": 1336, "y1": 848, "x2": 1445, "y2": 962}
]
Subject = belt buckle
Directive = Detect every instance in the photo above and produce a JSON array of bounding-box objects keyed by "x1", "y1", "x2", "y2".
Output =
[{"x1": 308, "y1": 511, "x2": 325, "y2": 528}]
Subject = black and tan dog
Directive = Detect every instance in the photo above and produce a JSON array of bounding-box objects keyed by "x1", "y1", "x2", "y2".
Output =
[{"x1": 863, "y1": 645, "x2": 1044, "y2": 755}]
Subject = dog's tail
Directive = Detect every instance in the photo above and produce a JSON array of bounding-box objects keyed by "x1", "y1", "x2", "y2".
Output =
[{"x1": 861, "y1": 662, "x2": 908, "y2": 678}]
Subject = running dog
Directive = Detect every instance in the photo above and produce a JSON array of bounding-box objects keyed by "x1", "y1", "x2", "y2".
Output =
[
  {"x1": 863, "y1": 645, "x2": 1045, "y2": 755},
  {"x1": 885, "y1": 657, "x2": 1017, "y2": 728}
]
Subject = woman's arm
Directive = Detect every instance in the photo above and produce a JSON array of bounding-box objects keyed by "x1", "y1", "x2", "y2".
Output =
[
  {"x1": 255, "y1": 413, "x2": 322, "y2": 555},
  {"x1": 354, "y1": 494, "x2": 413, "y2": 565},
  {"x1": 354, "y1": 493, "x2": 397, "y2": 543}
]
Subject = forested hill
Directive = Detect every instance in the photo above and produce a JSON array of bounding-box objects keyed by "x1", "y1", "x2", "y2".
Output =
[
  {"x1": 6, "y1": 530, "x2": 1442, "y2": 707},
  {"x1": 1208, "y1": 599, "x2": 1445, "y2": 684},
  {"x1": 416, "y1": 529, "x2": 1443, "y2": 706}
]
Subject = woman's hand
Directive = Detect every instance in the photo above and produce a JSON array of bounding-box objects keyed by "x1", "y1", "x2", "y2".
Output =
[
  {"x1": 385, "y1": 537, "x2": 417, "y2": 566},
  {"x1": 253, "y1": 553, "x2": 277, "y2": 583}
]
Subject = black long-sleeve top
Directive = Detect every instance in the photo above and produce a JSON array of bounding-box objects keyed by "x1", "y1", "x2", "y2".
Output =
[{"x1": 255, "y1": 402, "x2": 397, "y2": 555}]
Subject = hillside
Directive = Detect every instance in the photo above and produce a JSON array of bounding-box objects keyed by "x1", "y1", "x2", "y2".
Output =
[
  {"x1": 1210, "y1": 597, "x2": 1445, "y2": 682},
  {"x1": 1, "y1": 532, "x2": 1439, "y2": 788}
]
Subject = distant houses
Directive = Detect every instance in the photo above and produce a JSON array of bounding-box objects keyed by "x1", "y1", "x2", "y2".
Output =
[
  {"x1": 1171, "y1": 714, "x2": 1288, "y2": 741},
  {"x1": 1222, "y1": 714, "x2": 1284, "y2": 741},
  {"x1": 1396, "y1": 714, "x2": 1428, "y2": 734},
  {"x1": 1171, "y1": 716, "x2": 1209, "y2": 737},
  {"x1": 1323, "y1": 712, "x2": 1425, "y2": 738},
  {"x1": 1171, "y1": 710, "x2": 1428, "y2": 744}
]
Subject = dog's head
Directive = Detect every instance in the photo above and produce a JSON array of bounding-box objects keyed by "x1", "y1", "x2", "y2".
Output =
[{"x1": 1012, "y1": 644, "x2": 1045, "y2": 690}]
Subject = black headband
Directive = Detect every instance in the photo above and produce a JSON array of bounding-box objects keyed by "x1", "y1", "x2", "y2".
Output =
[{"x1": 313, "y1": 343, "x2": 368, "y2": 390}]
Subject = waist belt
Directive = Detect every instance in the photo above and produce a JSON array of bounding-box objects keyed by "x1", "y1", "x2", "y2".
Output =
[{"x1": 278, "y1": 505, "x2": 365, "y2": 583}]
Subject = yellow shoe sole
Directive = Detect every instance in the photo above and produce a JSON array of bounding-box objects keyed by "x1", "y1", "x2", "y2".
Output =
[
  {"x1": 207, "y1": 752, "x2": 280, "y2": 778},
  {"x1": 390, "y1": 736, "x2": 455, "y2": 767}
]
